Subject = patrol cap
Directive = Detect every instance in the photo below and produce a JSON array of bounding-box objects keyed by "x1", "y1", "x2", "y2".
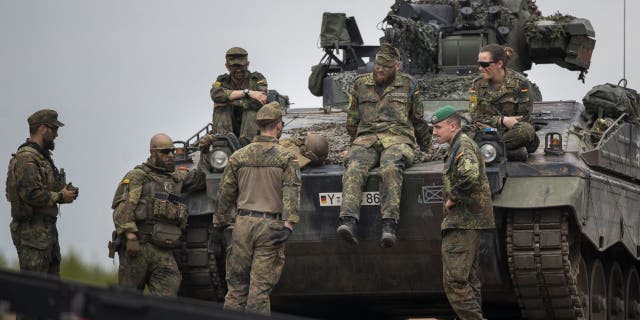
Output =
[
  {"x1": 256, "y1": 102, "x2": 285, "y2": 122},
  {"x1": 28, "y1": 109, "x2": 64, "y2": 127},
  {"x1": 226, "y1": 47, "x2": 248, "y2": 65},
  {"x1": 431, "y1": 105, "x2": 458, "y2": 124},
  {"x1": 375, "y1": 43, "x2": 400, "y2": 67}
]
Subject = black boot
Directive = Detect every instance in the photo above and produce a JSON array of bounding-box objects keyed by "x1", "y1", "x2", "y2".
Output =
[
  {"x1": 337, "y1": 217, "x2": 358, "y2": 245},
  {"x1": 381, "y1": 219, "x2": 397, "y2": 248},
  {"x1": 526, "y1": 134, "x2": 540, "y2": 153},
  {"x1": 507, "y1": 146, "x2": 528, "y2": 162}
]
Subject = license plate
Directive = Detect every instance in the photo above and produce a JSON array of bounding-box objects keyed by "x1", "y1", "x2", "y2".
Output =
[{"x1": 318, "y1": 192, "x2": 380, "y2": 207}]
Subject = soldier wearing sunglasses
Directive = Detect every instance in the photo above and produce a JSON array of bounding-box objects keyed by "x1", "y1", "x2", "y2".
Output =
[
  {"x1": 111, "y1": 133, "x2": 208, "y2": 296},
  {"x1": 469, "y1": 44, "x2": 538, "y2": 161}
]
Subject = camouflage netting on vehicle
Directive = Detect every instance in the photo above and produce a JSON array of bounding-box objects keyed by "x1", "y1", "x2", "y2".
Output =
[
  {"x1": 333, "y1": 71, "x2": 358, "y2": 98},
  {"x1": 524, "y1": 12, "x2": 575, "y2": 41},
  {"x1": 417, "y1": 75, "x2": 475, "y2": 100},
  {"x1": 382, "y1": 14, "x2": 438, "y2": 72},
  {"x1": 286, "y1": 123, "x2": 445, "y2": 165}
]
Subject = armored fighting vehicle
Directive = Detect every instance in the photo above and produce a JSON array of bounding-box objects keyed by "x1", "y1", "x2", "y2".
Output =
[{"x1": 175, "y1": 1, "x2": 640, "y2": 319}]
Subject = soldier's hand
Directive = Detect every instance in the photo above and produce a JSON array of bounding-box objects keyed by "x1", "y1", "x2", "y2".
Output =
[
  {"x1": 502, "y1": 116, "x2": 523, "y2": 129},
  {"x1": 445, "y1": 199, "x2": 456, "y2": 212},
  {"x1": 125, "y1": 233, "x2": 140, "y2": 257},
  {"x1": 270, "y1": 224, "x2": 293, "y2": 246},
  {"x1": 198, "y1": 134, "x2": 214, "y2": 152},
  {"x1": 60, "y1": 186, "x2": 77, "y2": 203},
  {"x1": 249, "y1": 91, "x2": 267, "y2": 105}
]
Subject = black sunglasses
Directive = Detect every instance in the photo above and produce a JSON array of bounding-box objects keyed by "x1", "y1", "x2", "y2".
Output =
[
  {"x1": 154, "y1": 148, "x2": 176, "y2": 155},
  {"x1": 478, "y1": 61, "x2": 494, "y2": 68}
]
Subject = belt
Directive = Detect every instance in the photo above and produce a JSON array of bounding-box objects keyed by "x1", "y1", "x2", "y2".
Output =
[{"x1": 237, "y1": 210, "x2": 282, "y2": 220}]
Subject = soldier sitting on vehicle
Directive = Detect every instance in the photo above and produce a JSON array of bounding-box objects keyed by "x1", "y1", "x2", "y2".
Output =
[
  {"x1": 210, "y1": 47, "x2": 268, "y2": 146},
  {"x1": 469, "y1": 44, "x2": 539, "y2": 161},
  {"x1": 111, "y1": 133, "x2": 208, "y2": 296},
  {"x1": 337, "y1": 43, "x2": 431, "y2": 248}
]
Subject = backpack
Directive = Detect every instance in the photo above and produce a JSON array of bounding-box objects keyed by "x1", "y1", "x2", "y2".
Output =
[
  {"x1": 308, "y1": 54, "x2": 331, "y2": 97},
  {"x1": 583, "y1": 79, "x2": 640, "y2": 122}
]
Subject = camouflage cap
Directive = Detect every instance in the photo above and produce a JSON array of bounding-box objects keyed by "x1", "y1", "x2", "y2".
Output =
[
  {"x1": 27, "y1": 109, "x2": 64, "y2": 127},
  {"x1": 375, "y1": 43, "x2": 400, "y2": 67},
  {"x1": 431, "y1": 105, "x2": 458, "y2": 124},
  {"x1": 256, "y1": 102, "x2": 285, "y2": 121},
  {"x1": 226, "y1": 47, "x2": 248, "y2": 65}
]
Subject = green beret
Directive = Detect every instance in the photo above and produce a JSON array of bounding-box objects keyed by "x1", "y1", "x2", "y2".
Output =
[
  {"x1": 257, "y1": 102, "x2": 285, "y2": 122},
  {"x1": 430, "y1": 105, "x2": 457, "y2": 124},
  {"x1": 226, "y1": 47, "x2": 248, "y2": 65},
  {"x1": 375, "y1": 43, "x2": 400, "y2": 67},
  {"x1": 28, "y1": 109, "x2": 64, "y2": 127}
]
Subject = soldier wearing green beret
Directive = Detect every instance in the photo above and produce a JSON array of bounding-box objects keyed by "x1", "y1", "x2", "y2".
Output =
[
  {"x1": 210, "y1": 47, "x2": 269, "y2": 146},
  {"x1": 337, "y1": 43, "x2": 432, "y2": 248},
  {"x1": 214, "y1": 102, "x2": 301, "y2": 315},
  {"x1": 431, "y1": 105, "x2": 495, "y2": 320},
  {"x1": 6, "y1": 109, "x2": 78, "y2": 278}
]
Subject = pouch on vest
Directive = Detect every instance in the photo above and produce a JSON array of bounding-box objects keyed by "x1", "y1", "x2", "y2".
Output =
[
  {"x1": 150, "y1": 223, "x2": 182, "y2": 249},
  {"x1": 152, "y1": 197, "x2": 188, "y2": 228}
]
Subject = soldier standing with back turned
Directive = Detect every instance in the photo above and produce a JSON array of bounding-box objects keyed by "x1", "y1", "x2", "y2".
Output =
[
  {"x1": 214, "y1": 102, "x2": 301, "y2": 315},
  {"x1": 210, "y1": 47, "x2": 268, "y2": 146},
  {"x1": 431, "y1": 105, "x2": 495, "y2": 320},
  {"x1": 111, "y1": 133, "x2": 207, "y2": 296},
  {"x1": 6, "y1": 109, "x2": 78, "y2": 276}
]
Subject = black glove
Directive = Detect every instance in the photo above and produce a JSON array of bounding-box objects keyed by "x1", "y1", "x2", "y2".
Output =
[{"x1": 270, "y1": 227, "x2": 292, "y2": 246}]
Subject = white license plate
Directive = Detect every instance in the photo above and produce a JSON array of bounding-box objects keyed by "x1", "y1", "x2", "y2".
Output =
[{"x1": 318, "y1": 192, "x2": 380, "y2": 207}]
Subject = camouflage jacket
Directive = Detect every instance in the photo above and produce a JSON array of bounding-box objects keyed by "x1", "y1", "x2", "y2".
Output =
[
  {"x1": 441, "y1": 131, "x2": 495, "y2": 230},
  {"x1": 5, "y1": 141, "x2": 65, "y2": 220},
  {"x1": 214, "y1": 135, "x2": 301, "y2": 225},
  {"x1": 346, "y1": 72, "x2": 431, "y2": 150},
  {"x1": 210, "y1": 70, "x2": 268, "y2": 111},
  {"x1": 469, "y1": 68, "x2": 533, "y2": 132},
  {"x1": 111, "y1": 160, "x2": 206, "y2": 235}
]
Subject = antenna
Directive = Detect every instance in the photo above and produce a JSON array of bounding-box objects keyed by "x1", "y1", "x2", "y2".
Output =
[{"x1": 623, "y1": 0, "x2": 626, "y2": 79}]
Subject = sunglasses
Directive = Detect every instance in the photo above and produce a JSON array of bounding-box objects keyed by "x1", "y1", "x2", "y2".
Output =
[
  {"x1": 478, "y1": 61, "x2": 494, "y2": 68},
  {"x1": 154, "y1": 148, "x2": 176, "y2": 155}
]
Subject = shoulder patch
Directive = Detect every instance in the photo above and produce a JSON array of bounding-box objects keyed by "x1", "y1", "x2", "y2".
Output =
[
  {"x1": 178, "y1": 166, "x2": 188, "y2": 171},
  {"x1": 213, "y1": 81, "x2": 221, "y2": 87},
  {"x1": 520, "y1": 88, "x2": 529, "y2": 93},
  {"x1": 121, "y1": 178, "x2": 130, "y2": 185},
  {"x1": 257, "y1": 79, "x2": 267, "y2": 85}
]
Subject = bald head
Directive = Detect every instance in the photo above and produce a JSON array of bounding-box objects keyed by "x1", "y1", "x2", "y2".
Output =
[{"x1": 150, "y1": 133, "x2": 173, "y2": 150}]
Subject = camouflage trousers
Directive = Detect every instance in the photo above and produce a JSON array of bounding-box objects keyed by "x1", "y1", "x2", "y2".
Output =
[
  {"x1": 224, "y1": 215, "x2": 285, "y2": 316},
  {"x1": 118, "y1": 241, "x2": 181, "y2": 296},
  {"x1": 10, "y1": 219, "x2": 61, "y2": 276},
  {"x1": 340, "y1": 142, "x2": 414, "y2": 222},
  {"x1": 212, "y1": 104, "x2": 259, "y2": 146},
  {"x1": 442, "y1": 229, "x2": 484, "y2": 320},
  {"x1": 502, "y1": 121, "x2": 535, "y2": 150}
]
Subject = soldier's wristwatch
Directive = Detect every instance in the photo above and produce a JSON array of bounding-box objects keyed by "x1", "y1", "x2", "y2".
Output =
[{"x1": 243, "y1": 88, "x2": 250, "y2": 98}]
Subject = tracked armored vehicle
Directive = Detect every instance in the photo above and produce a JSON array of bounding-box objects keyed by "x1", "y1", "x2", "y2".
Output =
[{"x1": 175, "y1": 1, "x2": 640, "y2": 319}]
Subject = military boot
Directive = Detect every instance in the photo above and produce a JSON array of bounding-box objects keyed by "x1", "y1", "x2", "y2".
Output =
[
  {"x1": 381, "y1": 219, "x2": 397, "y2": 248},
  {"x1": 526, "y1": 133, "x2": 541, "y2": 153},
  {"x1": 507, "y1": 146, "x2": 528, "y2": 162},
  {"x1": 337, "y1": 217, "x2": 358, "y2": 245}
]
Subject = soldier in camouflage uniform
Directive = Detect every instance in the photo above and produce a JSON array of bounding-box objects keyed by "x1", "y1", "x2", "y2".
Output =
[
  {"x1": 337, "y1": 43, "x2": 431, "y2": 248},
  {"x1": 210, "y1": 47, "x2": 268, "y2": 146},
  {"x1": 6, "y1": 109, "x2": 78, "y2": 277},
  {"x1": 469, "y1": 44, "x2": 538, "y2": 161},
  {"x1": 431, "y1": 106, "x2": 495, "y2": 320},
  {"x1": 111, "y1": 133, "x2": 207, "y2": 296},
  {"x1": 214, "y1": 102, "x2": 300, "y2": 315}
]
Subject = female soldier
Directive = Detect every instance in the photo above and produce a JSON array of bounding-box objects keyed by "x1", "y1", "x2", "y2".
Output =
[{"x1": 469, "y1": 44, "x2": 538, "y2": 160}]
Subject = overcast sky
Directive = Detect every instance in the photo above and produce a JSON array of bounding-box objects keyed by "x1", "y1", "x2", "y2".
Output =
[{"x1": 1, "y1": 0, "x2": 638, "y2": 270}]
